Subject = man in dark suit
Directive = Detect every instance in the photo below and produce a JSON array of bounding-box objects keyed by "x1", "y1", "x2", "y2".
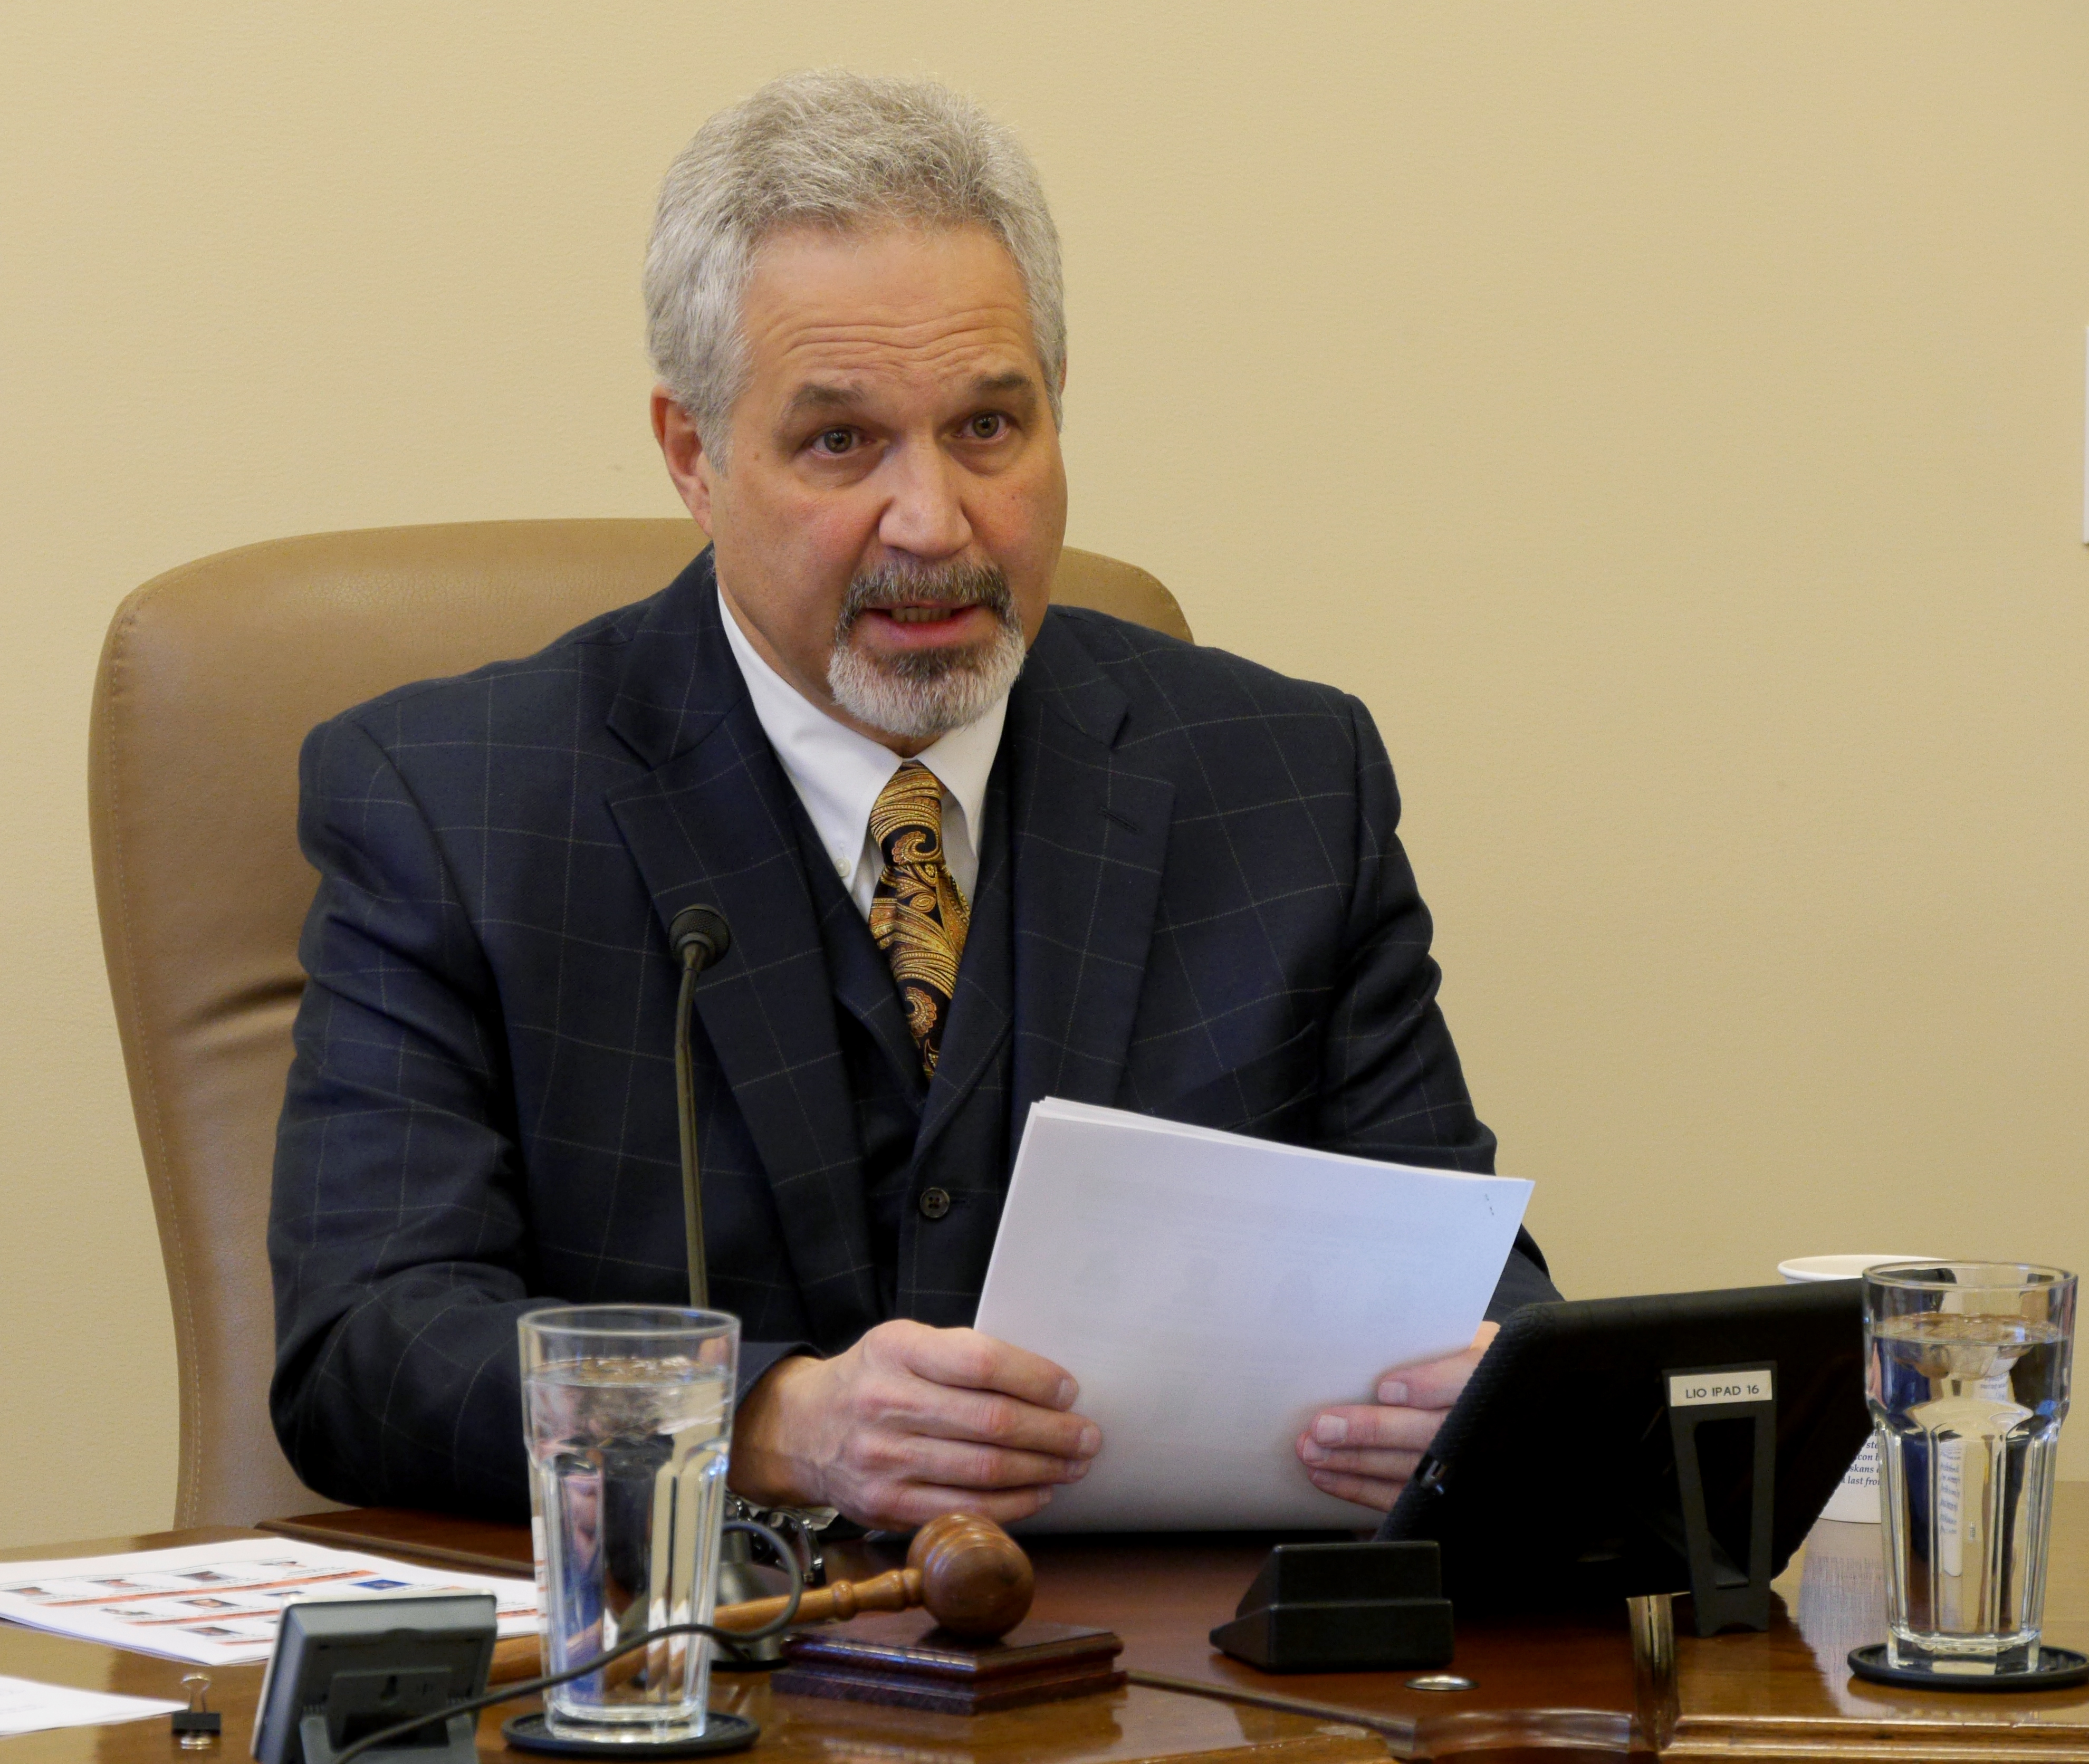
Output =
[{"x1": 270, "y1": 70, "x2": 1557, "y2": 1529}]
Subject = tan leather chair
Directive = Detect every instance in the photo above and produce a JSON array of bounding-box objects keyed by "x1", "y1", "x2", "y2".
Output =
[{"x1": 89, "y1": 519, "x2": 1191, "y2": 1527}]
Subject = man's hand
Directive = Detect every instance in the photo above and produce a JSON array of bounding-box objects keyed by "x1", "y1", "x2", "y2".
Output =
[
  {"x1": 1294, "y1": 1322, "x2": 1499, "y2": 1514},
  {"x1": 729, "y1": 1320, "x2": 1101, "y2": 1530}
]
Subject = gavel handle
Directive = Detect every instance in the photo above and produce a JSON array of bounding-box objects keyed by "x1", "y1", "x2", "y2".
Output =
[
  {"x1": 715, "y1": 1565, "x2": 920, "y2": 1632},
  {"x1": 485, "y1": 1566, "x2": 924, "y2": 1685}
]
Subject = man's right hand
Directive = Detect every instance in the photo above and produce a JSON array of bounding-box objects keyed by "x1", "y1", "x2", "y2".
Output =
[{"x1": 727, "y1": 1320, "x2": 1101, "y2": 1530}]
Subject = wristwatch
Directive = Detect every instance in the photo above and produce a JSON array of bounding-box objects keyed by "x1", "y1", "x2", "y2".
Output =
[{"x1": 723, "y1": 1495, "x2": 840, "y2": 1585}]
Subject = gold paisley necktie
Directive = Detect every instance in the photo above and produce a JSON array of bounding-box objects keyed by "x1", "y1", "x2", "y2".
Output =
[{"x1": 868, "y1": 761, "x2": 970, "y2": 1077}]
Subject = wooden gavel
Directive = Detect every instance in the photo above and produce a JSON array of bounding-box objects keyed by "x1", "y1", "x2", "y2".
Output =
[{"x1": 487, "y1": 1512, "x2": 1033, "y2": 1685}]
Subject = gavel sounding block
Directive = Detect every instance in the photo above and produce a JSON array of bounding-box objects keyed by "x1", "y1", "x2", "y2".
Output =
[{"x1": 774, "y1": 1615, "x2": 1126, "y2": 1715}]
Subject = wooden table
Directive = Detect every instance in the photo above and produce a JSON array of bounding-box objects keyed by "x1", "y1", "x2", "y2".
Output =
[{"x1": 10, "y1": 1492, "x2": 2089, "y2": 1762}]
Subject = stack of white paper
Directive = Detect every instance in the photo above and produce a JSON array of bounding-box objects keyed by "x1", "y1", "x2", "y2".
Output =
[
  {"x1": 0, "y1": 1539, "x2": 538, "y2": 1667},
  {"x1": 973, "y1": 1099, "x2": 1532, "y2": 1531}
]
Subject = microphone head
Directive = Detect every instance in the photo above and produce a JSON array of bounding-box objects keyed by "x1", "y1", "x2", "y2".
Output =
[{"x1": 669, "y1": 905, "x2": 732, "y2": 974}]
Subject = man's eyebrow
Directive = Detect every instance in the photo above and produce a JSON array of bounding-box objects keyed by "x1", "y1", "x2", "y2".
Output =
[
  {"x1": 779, "y1": 370, "x2": 1039, "y2": 424},
  {"x1": 781, "y1": 382, "x2": 865, "y2": 420},
  {"x1": 971, "y1": 370, "x2": 1037, "y2": 400}
]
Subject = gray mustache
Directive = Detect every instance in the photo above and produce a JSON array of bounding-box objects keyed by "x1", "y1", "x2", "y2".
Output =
[{"x1": 835, "y1": 561, "x2": 1015, "y2": 635}]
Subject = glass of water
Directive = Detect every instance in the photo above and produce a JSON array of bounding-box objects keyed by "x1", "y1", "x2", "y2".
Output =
[
  {"x1": 520, "y1": 1305, "x2": 738, "y2": 1740},
  {"x1": 1865, "y1": 1262, "x2": 2075, "y2": 1675}
]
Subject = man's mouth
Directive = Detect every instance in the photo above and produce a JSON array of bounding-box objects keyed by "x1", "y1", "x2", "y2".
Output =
[
  {"x1": 883, "y1": 604, "x2": 978, "y2": 625},
  {"x1": 835, "y1": 561, "x2": 1016, "y2": 657},
  {"x1": 856, "y1": 602, "x2": 998, "y2": 650}
]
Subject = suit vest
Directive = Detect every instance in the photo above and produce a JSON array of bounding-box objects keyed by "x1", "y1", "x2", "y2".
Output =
[{"x1": 789, "y1": 753, "x2": 1017, "y2": 1326}]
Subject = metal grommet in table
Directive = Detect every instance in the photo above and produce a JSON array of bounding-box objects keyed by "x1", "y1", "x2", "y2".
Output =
[{"x1": 1405, "y1": 1673, "x2": 1474, "y2": 1692}]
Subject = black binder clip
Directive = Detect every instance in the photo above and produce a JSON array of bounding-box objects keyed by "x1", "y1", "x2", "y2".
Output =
[
  {"x1": 1211, "y1": 1540, "x2": 1453, "y2": 1672},
  {"x1": 1664, "y1": 1360, "x2": 1777, "y2": 1636},
  {"x1": 173, "y1": 1674, "x2": 222, "y2": 1748}
]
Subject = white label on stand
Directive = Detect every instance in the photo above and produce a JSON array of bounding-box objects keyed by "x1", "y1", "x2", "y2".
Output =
[{"x1": 1669, "y1": 1369, "x2": 1775, "y2": 1407}]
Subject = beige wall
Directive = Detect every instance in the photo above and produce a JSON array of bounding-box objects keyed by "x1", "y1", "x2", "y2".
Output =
[{"x1": 5, "y1": 3, "x2": 2087, "y2": 1544}]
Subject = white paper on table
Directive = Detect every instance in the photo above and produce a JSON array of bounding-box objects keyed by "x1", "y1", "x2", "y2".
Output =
[
  {"x1": 0, "y1": 1675, "x2": 184, "y2": 1736},
  {"x1": 973, "y1": 1098, "x2": 1533, "y2": 1531},
  {"x1": 0, "y1": 1538, "x2": 538, "y2": 1667}
]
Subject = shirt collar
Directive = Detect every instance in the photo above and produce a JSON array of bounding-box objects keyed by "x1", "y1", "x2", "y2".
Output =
[{"x1": 717, "y1": 590, "x2": 1008, "y2": 878}]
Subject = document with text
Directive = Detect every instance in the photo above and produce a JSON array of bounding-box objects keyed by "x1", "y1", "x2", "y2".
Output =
[
  {"x1": 0, "y1": 1539, "x2": 538, "y2": 1667},
  {"x1": 973, "y1": 1099, "x2": 1533, "y2": 1530}
]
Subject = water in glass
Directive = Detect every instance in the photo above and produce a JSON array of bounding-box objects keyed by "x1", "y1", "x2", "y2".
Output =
[
  {"x1": 525, "y1": 1351, "x2": 732, "y2": 1737},
  {"x1": 1870, "y1": 1297, "x2": 2069, "y2": 1673}
]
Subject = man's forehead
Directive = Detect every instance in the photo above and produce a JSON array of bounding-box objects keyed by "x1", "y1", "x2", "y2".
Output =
[{"x1": 741, "y1": 224, "x2": 1043, "y2": 399}]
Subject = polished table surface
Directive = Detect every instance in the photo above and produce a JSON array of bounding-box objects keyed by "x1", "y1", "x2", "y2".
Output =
[{"x1": 11, "y1": 1490, "x2": 2089, "y2": 1761}]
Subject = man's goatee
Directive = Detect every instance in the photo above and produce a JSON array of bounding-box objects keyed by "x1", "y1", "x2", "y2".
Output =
[{"x1": 827, "y1": 560, "x2": 1027, "y2": 742}]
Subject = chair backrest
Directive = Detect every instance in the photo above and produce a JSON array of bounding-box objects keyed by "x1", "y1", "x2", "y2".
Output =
[{"x1": 88, "y1": 519, "x2": 1192, "y2": 1526}]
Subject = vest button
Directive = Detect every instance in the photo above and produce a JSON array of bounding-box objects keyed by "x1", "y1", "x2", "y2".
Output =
[{"x1": 918, "y1": 1187, "x2": 952, "y2": 1221}]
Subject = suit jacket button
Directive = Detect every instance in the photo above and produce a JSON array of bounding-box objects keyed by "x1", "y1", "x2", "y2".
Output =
[{"x1": 918, "y1": 1187, "x2": 952, "y2": 1221}]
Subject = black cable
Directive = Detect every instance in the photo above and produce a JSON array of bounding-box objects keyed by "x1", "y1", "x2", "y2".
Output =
[{"x1": 327, "y1": 1521, "x2": 802, "y2": 1764}]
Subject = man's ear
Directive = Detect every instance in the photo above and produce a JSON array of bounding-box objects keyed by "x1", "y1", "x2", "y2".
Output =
[{"x1": 650, "y1": 385, "x2": 716, "y2": 535}]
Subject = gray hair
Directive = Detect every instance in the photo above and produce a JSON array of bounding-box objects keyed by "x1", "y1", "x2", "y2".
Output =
[{"x1": 644, "y1": 70, "x2": 1065, "y2": 460}]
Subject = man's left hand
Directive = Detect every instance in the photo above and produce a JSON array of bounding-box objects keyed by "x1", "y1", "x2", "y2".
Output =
[{"x1": 1294, "y1": 1322, "x2": 1500, "y2": 1513}]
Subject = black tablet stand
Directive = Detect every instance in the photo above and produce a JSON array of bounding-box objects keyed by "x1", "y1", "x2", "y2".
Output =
[
  {"x1": 1665, "y1": 1361, "x2": 1777, "y2": 1636},
  {"x1": 1211, "y1": 1540, "x2": 1454, "y2": 1672}
]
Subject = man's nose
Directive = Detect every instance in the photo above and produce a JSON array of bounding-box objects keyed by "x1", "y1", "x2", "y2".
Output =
[{"x1": 876, "y1": 444, "x2": 973, "y2": 561}]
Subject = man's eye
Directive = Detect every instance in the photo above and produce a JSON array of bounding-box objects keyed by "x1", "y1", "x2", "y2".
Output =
[
  {"x1": 812, "y1": 428, "x2": 856, "y2": 455},
  {"x1": 964, "y1": 414, "x2": 1007, "y2": 441}
]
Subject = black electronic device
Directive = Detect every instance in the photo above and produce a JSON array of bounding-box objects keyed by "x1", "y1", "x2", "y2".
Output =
[
  {"x1": 668, "y1": 904, "x2": 732, "y2": 1309},
  {"x1": 1211, "y1": 1540, "x2": 1453, "y2": 1673},
  {"x1": 1380, "y1": 1282, "x2": 1870, "y2": 1630},
  {"x1": 252, "y1": 1594, "x2": 496, "y2": 1764}
]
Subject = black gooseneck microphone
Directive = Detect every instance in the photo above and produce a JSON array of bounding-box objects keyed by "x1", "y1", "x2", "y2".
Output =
[
  {"x1": 669, "y1": 907, "x2": 798, "y2": 1664},
  {"x1": 668, "y1": 905, "x2": 732, "y2": 1308}
]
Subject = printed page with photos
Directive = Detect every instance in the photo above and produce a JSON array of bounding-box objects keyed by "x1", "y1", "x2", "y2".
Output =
[{"x1": 0, "y1": 1538, "x2": 538, "y2": 1666}]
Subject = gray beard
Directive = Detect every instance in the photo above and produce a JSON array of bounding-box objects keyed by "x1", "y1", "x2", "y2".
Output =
[{"x1": 826, "y1": 561, "x2": 1027, "y2": 743}]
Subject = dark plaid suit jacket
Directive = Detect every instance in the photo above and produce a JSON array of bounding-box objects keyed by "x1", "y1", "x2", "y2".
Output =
[{"x1": 270, "y1": 549, "x2": 1556, "y2": 1517}]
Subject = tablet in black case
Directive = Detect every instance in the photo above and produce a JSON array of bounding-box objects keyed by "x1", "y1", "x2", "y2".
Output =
[{"x1": 1378, "y1": 1282, "x2": 1870, "y2": 1612}]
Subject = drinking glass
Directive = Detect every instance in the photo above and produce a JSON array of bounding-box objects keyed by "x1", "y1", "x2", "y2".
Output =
[
  {"x1": 520, "y1": 1305, "x2": 738, "y2": 1740},
  {"x1": 1865, "y1": 1262, "x2": 2075, "y2": 1675}
]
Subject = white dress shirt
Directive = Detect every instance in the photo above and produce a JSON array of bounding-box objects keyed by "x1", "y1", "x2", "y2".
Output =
[{"x1": 718, "y1": 598, "x2": 1008, "y2": 917}]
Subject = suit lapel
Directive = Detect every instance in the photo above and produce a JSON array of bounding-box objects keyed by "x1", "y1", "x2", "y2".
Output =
[
  {"x1": 603, "y1": 555, "x2": 880, "y2": 1346},
  {"x1": 1005, "y1": 613, "x2": 1175, "y2": 1123}
]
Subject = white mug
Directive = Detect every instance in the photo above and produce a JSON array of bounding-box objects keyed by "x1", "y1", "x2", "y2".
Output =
[{"x1": 1778, "y1": 1254, "x2": 1936, "y2": 1523}]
